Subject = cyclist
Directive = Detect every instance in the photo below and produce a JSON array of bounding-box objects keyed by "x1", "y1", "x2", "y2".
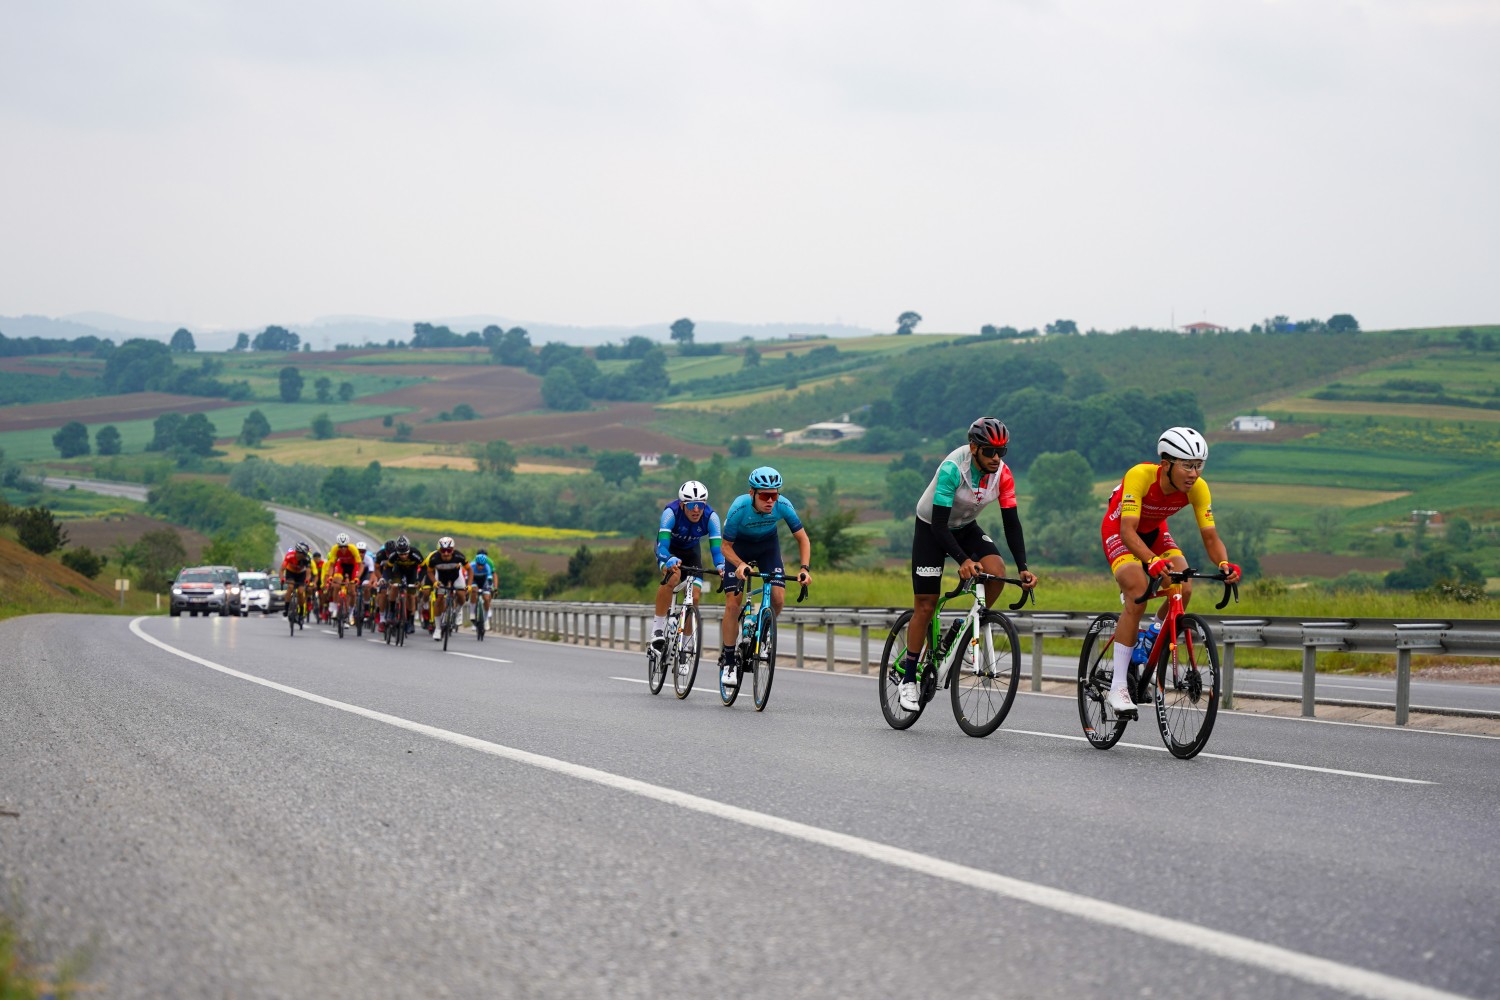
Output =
[
  {"x1": 652, "y1": 480, "x2": 726, "y2": 656},
  {"x1": 381, "y1": 536, "x2": 426, "y2": 635},
  {"x1": 718, "y1": 467, "x2": 812, "y2": 689},
  {"x1": 422, "y1": 536, "x2": 469, "y2": 640},
  {"x1": 310, "y1": 551, "x2": 327, "y2": 621},
  {"x1": 1100, "y1": 426, "x2": 1242, "y2": 715},
  {"x1": 372, "y1": 539, "x2": 397, "y2": 632},
  {"x1": 469, "y1": 547, "x2": 497, "y2": 628},
  {"x1": 897, "y1": 416, "x2": 1038, "y2": 712},
  {"x1": 279, "y1": 542, "x2": 314, "y2": 620},
  {"x1": 325, "y1": 533, "x2": 362, "y2": 625},
  {"x1": 354, "y1": 540, "x2": 377, "y2": 624}
]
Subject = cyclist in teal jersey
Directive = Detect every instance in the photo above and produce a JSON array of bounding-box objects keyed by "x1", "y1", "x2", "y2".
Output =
[{"x1": 718, "y1": 466, "x2": 812, "y2": 689}]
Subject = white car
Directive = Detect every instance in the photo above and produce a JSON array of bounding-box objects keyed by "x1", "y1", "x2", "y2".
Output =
[{"x1": 238, "y1": 572, "x2": 284, "y2": 614}]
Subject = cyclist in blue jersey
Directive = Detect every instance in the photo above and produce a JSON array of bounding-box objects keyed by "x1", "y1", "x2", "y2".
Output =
[
  {"x1": 652, "y1": 480, "x2": 725, "y2": 652},
  {"x1": 718, "y1": 466, "x2": 812, "y2": 689},
  {"x1": 469, "y1": 547, "x2": 498, "y2": 628}
]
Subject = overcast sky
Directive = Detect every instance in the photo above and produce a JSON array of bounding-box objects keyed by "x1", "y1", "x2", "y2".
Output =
[{"x1": 2, "y1": 0, "x2": 1497, "y2": 335}]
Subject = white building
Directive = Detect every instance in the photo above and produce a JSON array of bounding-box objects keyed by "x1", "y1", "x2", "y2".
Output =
[
  {"x1": 637, "y1": 452, "x2": 661, "y2": 467},
  {"x1": 1229, "y1": 415, "x2": 1276, "y2": 432}
]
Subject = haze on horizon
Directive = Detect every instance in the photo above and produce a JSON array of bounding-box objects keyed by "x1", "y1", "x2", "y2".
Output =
[{"x1": 2, "y1": 0, "x2": 1497, "y2": 336}]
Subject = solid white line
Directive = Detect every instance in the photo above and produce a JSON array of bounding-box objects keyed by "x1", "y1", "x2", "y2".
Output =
[
  {"x1": 128, "y1": 617, "x2": 1468, "y2": 1000},
  {"x1": 612, "y1": 677, "x2": 649, "y2": 685},
  {"x1": 1003, "y1": 730, "x2": 1434, "y2": 784},
  {"x1": 444, "y1": 651, "x2": 513, "y2": 664}
]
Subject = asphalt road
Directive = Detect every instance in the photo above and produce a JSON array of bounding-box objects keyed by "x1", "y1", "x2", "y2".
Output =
[{"x1": 3, "y1": 613, "x2": 1496, "y2": 999}]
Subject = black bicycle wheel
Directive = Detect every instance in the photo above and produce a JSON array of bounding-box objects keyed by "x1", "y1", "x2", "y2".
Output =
[
  {"x1": 752, "y1": 610, "x2": 777, "y2": 712},
  {"x1": 647, "y1": 634, "x2": 667, "y2": 694},
  {"x1": 1078, "y1": 613, "x2": 1128, "y2": 750},
  {"x1": 289, "y1": 596, "x2": 297, "y2": 637},
  {"x1": 336, "y1": 599, "x2": 345, "y2": 639},
  {"x1": 674, "y1": 604, "x2": 700, "y2": 699},
  {"x1": 950, "y1": 612, "x2": 1020, "y2": 738},
  {"x1": 878, "y1": 610, "x2": 924, "y2": 730},
  {"x1": 475, "y1": 599, "x2": 486, "y2": 641},
  {"x1": 394, "y1": 597, "x2": 407, "y2": 647},
  {"x1": 1154, "y1": 613, "x2": 1220, "y2": 759}
]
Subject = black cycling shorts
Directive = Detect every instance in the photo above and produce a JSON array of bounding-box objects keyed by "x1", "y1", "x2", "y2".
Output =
[
  {"x1": 723, "y1": 534, "x2": 784, "y2": 594},
  {"x1": 910, "y1": 516, "x2": 1001, "y2": 596}
]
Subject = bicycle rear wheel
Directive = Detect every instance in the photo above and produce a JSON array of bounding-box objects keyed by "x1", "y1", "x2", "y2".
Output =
[
  {"x1": 674, "y1": 604, "x2": 700, "y2": 699},
  {"x1": 752, "y1": 610, "x2": 776, "y2": 711},
  {"x1": 475, "y1": 598, "x2": 486, "y2": 641},
  {"x1": 950, "y1": 612, "x2": 1020, "y2": 738},
  {"x1": 1078, "y1": 613, "x2": 1127, "y2": 749},
  {"x1": 336, "y1": 594, "x2": 345, "y2": 639},
  {"x1": 289, "y1": 595, "x2": 298, "y2": 637},
  {"x1": 878, "y1": 610, "x2": 923, "y2": 730},
  {"x1": 1154, "y1": 613, "x2": 1220, "y2": 759}
]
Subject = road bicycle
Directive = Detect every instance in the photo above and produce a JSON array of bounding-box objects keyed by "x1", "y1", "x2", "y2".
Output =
[
  {"x1": 878, "y1": 573, "x2": 1032, "y2": 737},
  {"x1": 720, "y1": 568, "x2": 807, "y2": 712},
  {"x1": 467, "y1": 584, "x2": 490, "y2": 641},
  {"x1": 286, "y1": 581, "x2": 310, "y2": 637},
  {"x1": 647, "y1": 567, "x2": 706, "y2": 699},
  {"x1": 385, "y1": 581, "x2": 417, "y2": 647},
  {"x1": 1077, "y1": 567, "x2": 1237, "y2": 760},
  {"x1": 435, "y1": 585, "x2": 463, "y2": 650},
  {"x1": 328, "y1": 572, "x2": 352, "y2": 639}
]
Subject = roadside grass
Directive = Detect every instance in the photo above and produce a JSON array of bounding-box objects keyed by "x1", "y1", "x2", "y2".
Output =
[{"x1": 0, "y1": 906, "x2": 95, "y2": 1000}]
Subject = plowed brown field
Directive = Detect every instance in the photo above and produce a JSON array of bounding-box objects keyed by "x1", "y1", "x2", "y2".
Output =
[
  {"x1": 338, "y1": 365, "x2": 543, "y2": 432},
  {"x1": 63, "y1": 513, "x2": 212, "y2": 565},
  {"x1": 0, "y1": 392, "x2": 239, "y2": 432}
]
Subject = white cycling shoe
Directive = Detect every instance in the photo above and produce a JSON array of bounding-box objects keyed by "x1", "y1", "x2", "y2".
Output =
[
  {"x1": 898, "y1": 681, "x2": 921, "y2": 712},
  {"x1": 720, "y1": 663, "x2": 738, "y2": 688},
  {"x1": 1107, "y1": 688, "x2": 1138, "y2": 715}
]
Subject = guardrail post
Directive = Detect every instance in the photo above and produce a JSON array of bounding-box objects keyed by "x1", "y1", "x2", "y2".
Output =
[
  {"x1": 1395, "y1": 648, "x2": 1412, "y2": 726},
  {"x1": 1221, "y1": 641, "x2": 1235, "y2": 710},
  {"x1": 860, "y1": 624, "x2": 870, "y2": 675},
  {"x1": 1301, "y1": 644, "x2": 1318, "y2": 717},
  {"x1": 796, "y1": 623, "x2": 805, "y2": 669},
  {"x1": 826, "y1": 623, "x2": 836, "y2": 671},
  {"x1": 609, "y1": 614, "x2": 617, "y2": 649}
]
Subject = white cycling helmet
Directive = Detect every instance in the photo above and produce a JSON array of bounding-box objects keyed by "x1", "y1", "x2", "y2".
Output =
[
  {"x1": 335, "y1": 531, "x2": 350, "y2": 545},
  {"x1": 1157, "y1": 426, "x2": 1209, "y2": 462},
  {"x1": 438, "y1": 536, "x2": 455, "y2": 549},
  {"x1": 678, "y1": 480, "x2": 709, "y2": 503}
]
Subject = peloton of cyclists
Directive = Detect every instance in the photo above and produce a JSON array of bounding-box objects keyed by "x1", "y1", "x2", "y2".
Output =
[
  {"x1": 652, "y1": 479, "x2": 726, "y2": 659},
  {"x1": 718, "y1": 467, "x2": 812, "y2": 690},
  {"x1": 1100, "y1": 426, "x2": 1242, "y2": 716},
  {"x1": 898, "y1": 417, "x2": 1038, "y2": 712}
]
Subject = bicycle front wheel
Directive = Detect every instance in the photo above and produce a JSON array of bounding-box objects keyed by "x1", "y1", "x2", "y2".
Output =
[
  {"x1": 752, "y1": 611, "x2": 777, "y2": 711},
  {"x1": 1155, "y1": 613, "x2": 1220, "y2": 759},
  {"x1": 1078, "y1": 613, "x2": 1127, "y2": 749},
  {"x1": 950, "y1": 612, "x2": 1020, "y2": 738},
  {"x1": 674, "y1": 604, "x2": 700, "y2": 699},
  {"x1": 878, "y1": 610, "x2": 923, "y2": 730}
]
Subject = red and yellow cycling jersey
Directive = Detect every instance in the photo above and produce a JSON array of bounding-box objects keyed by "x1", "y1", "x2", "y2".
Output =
[
  {"x1": 327, "y1": 543, "x2": 361, "y2": 577},
  {"x1": 1103, "y1": 463, "x2": 1215, "y2": 534},
  {"x1": 281, "y1": 550, "x2": 311, "y2": 579}
]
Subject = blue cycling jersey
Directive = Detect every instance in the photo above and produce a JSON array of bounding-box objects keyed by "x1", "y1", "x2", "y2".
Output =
[
  {"x1": 655, "y1": 499, "x2": 725, "y2": 570},
  {"x1": 470, "y1": 554, "x2": 495, "y2": 580},
  {"x1": 721, "y1": 493, "x2": 803, "y2": 543}
]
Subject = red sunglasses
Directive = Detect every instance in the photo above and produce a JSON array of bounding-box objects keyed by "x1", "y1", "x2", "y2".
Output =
[{"x1": 755, "y1": 490, "x2": 779, "y2": 501}]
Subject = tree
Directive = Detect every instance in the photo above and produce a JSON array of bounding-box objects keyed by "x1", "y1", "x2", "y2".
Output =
[
  {"x1": 314, "y1": 376, "x2": 333, "y2": 403},
  {"x1": 491, "y1": 327, "x2": 532, "y2": 366},
  {"x1": 102, "y1": 338, "x2": 174, "y2": 392},
  {"x1": 61, "y1": 545, "x2": 104, "y2": 579},
  {"x1": 594, "y1": 450, "x2": 642, "y2": 485},
  {"x1": 95, "y1": 424, "x2": 122, "y2": 456},
  {"x1": 137, "y1": 526, "x2": 187, "y2": 592},
  {"x1": 670, "y1": 318, "x2": 696, "y2": 345},
  {"x1": 1027, "y1": 451, "x2": 1094, "y2": 515},
  {"x1": 252, "y1": 325, "x2": 300, "y2": 352},
  {"x1": 310, "y1": 412, "x2": 335, "y2": 440},
  {"x1": 1310, "y1": 507, "x2": 1342, "y2": 553},
  {"x1": 394, "y1": 422, "x2": 413, "y2": 441},
  {"x1": 742, "y1": 345, "x2": 761, "y2": 369},
  {"x1": 147, "y1": 412, "x2": 184, "y2": 452},
  {"x1": 475, "y1": 439, "x2": 517, "y2": 478},
  {"x1": 1456, "y1": 328, "x2": 1477, "y2": 351},
  {"x1": 232, "y1": 332, "x2": 250, "y2": 351},
  {"x1": 541, "y1": 366, "x2": 589, "y2": 411},
  {"x1": 238, "y1": 409, "x2": 272, "y2": 447},
  {"x1": 279, "y1": 366, "x2": 304, "y2": 402},
  {"x1": 451, "y1": 403, "x2": 478, "y2": 420},
  {"x1": 1326, "y1": 314, "x2": 1360, "y2": 333},
  {"x1": 896, "y1": 311, "x2": 922, "y2": 335},
  {"x1": 802, "y1": 476, "x2": 869, "y2": 569},
  {"x1": 337, "y1": 382, "x2": 355, "y2": 403},
  {"x1": 14, "y1": 506, "x2": 67, "y2": 555},
  {"x1": 1045, "y1": 319, "x2": 1079, "y2": 336},
  {"x1": 728, "y1": 436, "x2": 753, "y2": 458},
  {"x1": 169, "y1": 327, "x2": 196, "y2": 352},
  {"x1": 52, "y1": 421, "x2": 91, "y2": 458},
  {"x1": 175, "y1": 412, "x2": 218, "y2": 456},
  {"x1": 883, "y1": 468, "x2": 927, "y2": 518}
]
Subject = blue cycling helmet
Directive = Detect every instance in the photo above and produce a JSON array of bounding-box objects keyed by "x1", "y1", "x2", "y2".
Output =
[{"x1": 747, "y1": 467, "x2": 783, "y2": 490}]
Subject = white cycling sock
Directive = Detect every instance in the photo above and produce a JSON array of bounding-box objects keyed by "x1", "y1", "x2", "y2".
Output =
[
  {"x1": 1111, "y1": 641, "x2": 1134, "y2": 693},
  {"x1": 652, "y1": 615, "x2": 665, "y2": 633}
]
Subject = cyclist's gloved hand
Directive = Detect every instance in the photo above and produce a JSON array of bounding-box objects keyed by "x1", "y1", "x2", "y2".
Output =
[
  {"x1": 663, "y1": 556, "x2": 681, "y2": 571},
  {"x1": 1146, "y1": 557, "x2": 1169, "y2": 579},
  {"x1": 1218, "y1": 561, "x2": 1242, "y2": 583}
]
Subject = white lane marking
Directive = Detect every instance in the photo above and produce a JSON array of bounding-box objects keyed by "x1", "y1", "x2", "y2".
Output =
[
  {"x1": 129, "y1": 618, "x2": 1467, "y2": 1000},
  {"x1": 612, "y1": 677, "x2": 649, "y2": 685},
  {"x1": 444, "y1": 651, "x2": 513, "y2": 664},
  {"x1": 1004, "y1": 730, "x2": 1433, "y2": 784}
]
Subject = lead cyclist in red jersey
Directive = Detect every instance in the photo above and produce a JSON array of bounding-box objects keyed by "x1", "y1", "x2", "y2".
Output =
[{"x1": 1099, "y1": 426, "x2": 1242, "y2": 715}]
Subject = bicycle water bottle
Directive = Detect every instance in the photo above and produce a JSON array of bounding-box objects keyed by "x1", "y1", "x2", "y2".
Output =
[
  {"x1": 939, "y1": 618, "x2": 964, "y2": 656},
  {"x1": 1133, "y1": 621, "x2": 1161, "y2": 664}
]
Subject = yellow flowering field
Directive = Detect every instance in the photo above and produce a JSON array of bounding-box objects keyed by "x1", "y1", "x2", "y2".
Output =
[{"x1": 359, "y1": 515, "x2": 613, "y2": 542}]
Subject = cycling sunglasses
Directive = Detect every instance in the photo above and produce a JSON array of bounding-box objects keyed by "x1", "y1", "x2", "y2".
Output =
[
  {"x1": 682, "y1": 501, "x2": 706, "y2": 512},
  {"x1": 754, "y1": 490, "x2": 779, "y2": 502},
  {"x1": 977, "y1": 445, "x2": 1007, "y2": 459}
]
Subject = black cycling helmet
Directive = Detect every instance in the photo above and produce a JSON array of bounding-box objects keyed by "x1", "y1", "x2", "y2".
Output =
[
  {"x1": 967, "y1": 417, "x2": 1009, "y2": 451},
  {"x1": 295, "y1": 541, "x2": 311, "y2": 555},
  {"x1": 384, "y1": 539, "x2": 396, "y2": 549},
  {"x1": 313, "y1": 551, "x2": 323, "y2": 560},
  {"x1": 396, "y1": 535, "x2": 410, "y2": 552}
]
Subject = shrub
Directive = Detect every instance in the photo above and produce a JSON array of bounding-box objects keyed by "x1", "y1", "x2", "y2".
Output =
[{"x1": 61, "y1": 546, "x2": 105, "y2": 579}]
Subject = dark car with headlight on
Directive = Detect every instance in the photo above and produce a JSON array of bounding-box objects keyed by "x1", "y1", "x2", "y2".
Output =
[{"x1": 170, "y1": 565, "x2": 245, "y2": 617}]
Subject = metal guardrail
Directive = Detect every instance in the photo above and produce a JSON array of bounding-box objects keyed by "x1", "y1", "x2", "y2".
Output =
[{"x1": 492, "y1": 600, "x2": 1500, "y2": 726}]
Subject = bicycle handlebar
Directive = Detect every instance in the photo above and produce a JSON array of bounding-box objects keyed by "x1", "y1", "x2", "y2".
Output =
[
  {"x1": 1135, "y1": 567, "x2": 1240, "y2": 610},
  {"x1": 727, "y1": 567, "x2": 810, "y2": 603},
  {"x1": 940, "y1": 572, "x2": 1037, "y2": 611}
]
